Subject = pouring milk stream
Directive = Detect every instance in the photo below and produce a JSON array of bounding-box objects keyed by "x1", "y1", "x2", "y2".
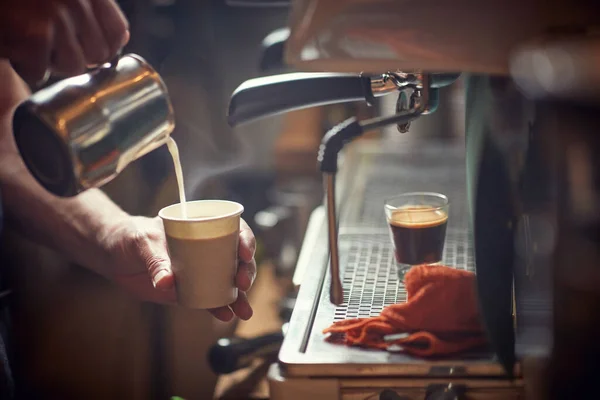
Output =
[{"x1": 166, "y1": 137, "x2": 188, "y2": 218}]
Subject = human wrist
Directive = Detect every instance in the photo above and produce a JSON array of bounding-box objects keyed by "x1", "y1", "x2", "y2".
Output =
[{"x1": 54, "y1": 188, "x2": 129, "y2": 275}]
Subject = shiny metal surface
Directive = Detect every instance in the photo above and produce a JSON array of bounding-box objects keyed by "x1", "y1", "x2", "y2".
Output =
[
  {"x1": 253, "y1": 1, "x2": 600, "y2": 397},
  {"x1": 324, "y1": 173, "x2": 343, "y2": 305},
  {"x1": 13, "y1": 54, "x2": 175, "y2": 197},
  {"x1": 370, "y1": 74, "x2": 406, "y2": 95},
  {"x1": 322, "y1": 74, "x2": 435, "y2": 306},
  {"x1": 279, "y1": 139, "x2": 513, "y2": 378},
  {"x1": 330, "y1": 230, "x2": 473, "y2": 321},
  {"x1": 227, "y1": 71, "x2": 459, "y2": 127}
]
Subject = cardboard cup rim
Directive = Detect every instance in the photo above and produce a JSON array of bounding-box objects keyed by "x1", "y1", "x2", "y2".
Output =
[{"x1": 158, "y1": 200, "x2": 244, "y2": 223}]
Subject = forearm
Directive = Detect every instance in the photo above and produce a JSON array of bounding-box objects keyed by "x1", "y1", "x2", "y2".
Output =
[
  {"x1": 0, "y1": 150, "x2": 127, "y2": 274},
  {"x1": 0, "y1": 61, "x2": 128, "y2": 274}
]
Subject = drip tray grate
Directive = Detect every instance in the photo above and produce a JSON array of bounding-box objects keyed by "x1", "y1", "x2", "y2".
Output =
[{"x1": 334, "y1": 230, "x2": 474, "y2": 321}]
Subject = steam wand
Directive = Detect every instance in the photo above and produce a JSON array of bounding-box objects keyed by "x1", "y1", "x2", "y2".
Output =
[{"x1": 318, "y1": 103, "x2": 427, "y2": 305}]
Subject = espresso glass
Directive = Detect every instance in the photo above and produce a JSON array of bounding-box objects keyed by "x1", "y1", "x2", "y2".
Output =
[{"x1": 384, "y1": 192, "x2": 449, "y2": 275}]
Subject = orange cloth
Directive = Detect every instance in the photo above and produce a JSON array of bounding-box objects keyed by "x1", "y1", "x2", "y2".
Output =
[{"x1": 323, "y1": 264, "x2": 489, "y2": 357}]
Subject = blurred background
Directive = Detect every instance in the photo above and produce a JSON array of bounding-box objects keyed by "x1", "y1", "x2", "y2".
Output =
[{"x1": 1, "y1": 0, "x2": 465, "y2": 399}]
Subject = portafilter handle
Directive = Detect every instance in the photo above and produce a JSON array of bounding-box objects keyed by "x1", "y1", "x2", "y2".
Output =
[
  {"x1": 227, "y1": 72, "x2": 459, "y2": 127},
  {"x1": 228, "y1": 73, "x2": 374, "y2": 127}
]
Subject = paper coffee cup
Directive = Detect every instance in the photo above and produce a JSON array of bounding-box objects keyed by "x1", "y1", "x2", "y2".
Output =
[{"x1": 159, "y1": 200, "x2": 244, "y2": 309}]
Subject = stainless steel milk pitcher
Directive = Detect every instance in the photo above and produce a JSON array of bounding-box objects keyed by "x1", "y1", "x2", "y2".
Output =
[{"x1": 12, "y1": 54, "x2": 175, "y2": 197}]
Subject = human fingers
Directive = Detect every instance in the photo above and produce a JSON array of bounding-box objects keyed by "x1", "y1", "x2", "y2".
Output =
[
  {"x1": 230, "y1": 291, "x2": 253, "y2": 321},
  {"x1": 114, "y1": 272, "x2": 177, "y2": 305},
  {"x1": 90, "y1": 0, "x2": 129, "y2": 57},
  {"x1": 138, "y1": 218, "x2": 175, "y2": 291},
  {"x1": 238, "y1": 218, "x2": 256, "y2": 263},
  {"x1": 208, "y1": 292, "x2": 254, "y2": 322},
  {"x1": 235, "y1": 259, "x2": 257, "y2": 292},
  {"x1": 50, "y1": 4, "x2": 86, "y2": 76},
  {"x1": 208, "y1": 306, "x2": 235, "y2": 322},
  {"x1": 64, "y1": 0, "x2": 109, "y2": 64}
]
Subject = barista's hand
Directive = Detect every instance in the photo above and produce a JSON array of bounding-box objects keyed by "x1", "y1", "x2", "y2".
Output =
[
  {"x1": 0, "y1": 0, "x2": 129, "y2": 85},
  {"x1": 99, "y1": 216, "x2": 256, "y2": 321}
]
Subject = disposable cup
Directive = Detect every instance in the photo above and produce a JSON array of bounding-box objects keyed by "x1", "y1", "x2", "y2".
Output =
[{"x1": 159, "y1": 200, "x2": 244, "y2": 309}]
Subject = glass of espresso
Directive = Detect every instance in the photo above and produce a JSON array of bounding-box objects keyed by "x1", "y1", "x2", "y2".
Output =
[{"x1": 384, "y1": 192, "x2": 449, "y2": 273}]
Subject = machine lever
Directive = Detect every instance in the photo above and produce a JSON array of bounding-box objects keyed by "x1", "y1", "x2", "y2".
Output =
[
  {"x1": 228, "y1": 73, "x2": 375, "y2": 126},
  {"x1": 227, "y1": 72, "x2": 457, "y2": 127}
]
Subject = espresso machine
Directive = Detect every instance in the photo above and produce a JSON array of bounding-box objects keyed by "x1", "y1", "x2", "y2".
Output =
[{"x1": 224, "y1": 1, "x2": 600, "y2": 398}]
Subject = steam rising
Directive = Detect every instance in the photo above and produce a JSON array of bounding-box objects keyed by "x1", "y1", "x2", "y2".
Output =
[
  {"x1": 174, "y1": 119, "x2": 250, "y2": 200},
  {"x1": 159, "y1": 53, "x2": 252, "y2": 200}
]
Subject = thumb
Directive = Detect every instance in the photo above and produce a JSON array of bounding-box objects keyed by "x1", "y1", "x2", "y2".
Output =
[
  {"x1": 139, "y1": 235, "x2": 174, "y2": 291},
  {"x1": 150, "y1": 261, "x2": 174, "y2": 291}
]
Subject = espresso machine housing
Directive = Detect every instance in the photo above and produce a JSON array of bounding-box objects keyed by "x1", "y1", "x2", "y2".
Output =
[{"x1": 226, "y1": 0, "x2": 600, "y2": 398}]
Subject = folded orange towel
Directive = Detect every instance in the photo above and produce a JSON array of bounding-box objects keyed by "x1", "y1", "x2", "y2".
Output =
[{"x1": 323, "y1": 264, "x2": 488, "y2": 357}]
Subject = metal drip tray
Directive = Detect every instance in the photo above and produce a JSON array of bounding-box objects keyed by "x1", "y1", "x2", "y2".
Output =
[
  {"x1": 340, "y1": 139, "x2": 469, "y2": 231},
  {"x1": 334, "y1": 230, "x2": 474, "y2": 322},
  {"x1": 279, "y1": 139, "x2": 507, "y2": 378}
]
